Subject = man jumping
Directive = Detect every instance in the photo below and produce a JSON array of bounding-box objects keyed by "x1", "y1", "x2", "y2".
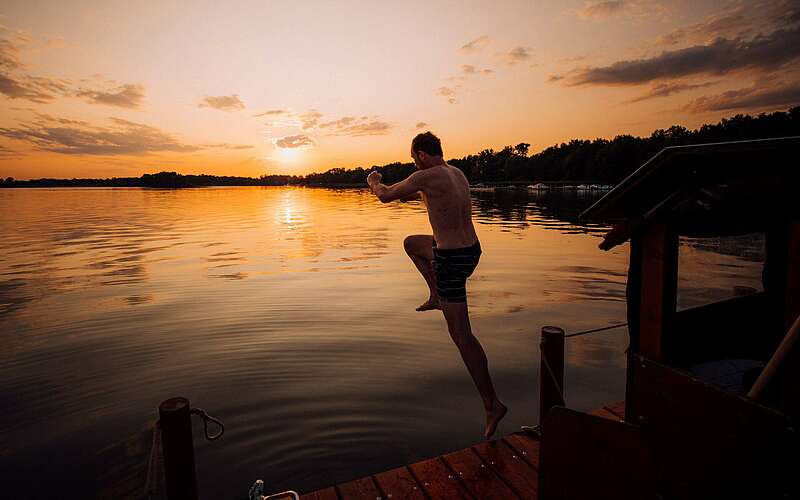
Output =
[{"x1": 366, "y1": 131, "x2": 507, "y2": 439}]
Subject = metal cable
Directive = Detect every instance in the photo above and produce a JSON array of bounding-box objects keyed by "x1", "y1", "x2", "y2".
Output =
[{"x1": 564, "y1": 322, "x2": 628, "y2": 338}]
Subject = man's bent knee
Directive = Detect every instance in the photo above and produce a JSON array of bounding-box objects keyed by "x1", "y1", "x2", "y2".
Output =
[
  {"x1": 403, "y1": 235, "x2": 415, "y2": 254},
  {"x1": 404, "y1": 235, "x2": 432, "y2": 258}
]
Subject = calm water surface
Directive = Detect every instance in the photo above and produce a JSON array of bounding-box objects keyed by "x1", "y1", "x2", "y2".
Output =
[{"x1": 0, "y1": 187, "x2": 763, "y2": 498}]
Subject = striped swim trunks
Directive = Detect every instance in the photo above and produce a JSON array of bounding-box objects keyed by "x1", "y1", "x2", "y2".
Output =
[{"x1": 432, "y1": 240, "x2": 482, "y2": 302}]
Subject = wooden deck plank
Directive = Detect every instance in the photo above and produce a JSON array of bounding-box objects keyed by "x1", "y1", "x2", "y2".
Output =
[
  {"x1": 301, "y1": 403, "x2": 621, "y2": 499},
  {"x1": 300, "y1": 486, "x2": 338, "y2": 500},
  {"x1": 472, "y1": 440, "x2": 538, "y2": 500},
  {"x1": 604, "y1": 401, "x2": 626, "y2": 420},
  {"x1": 441, "y1": 447, "x2": 520, "y2": 500},
  {"x1": 588, "y1": 407, "x2": 621, "y2": 421},
  {"x1": 336, "y1": 477, "x2": 381, "y2": 500},
  {"x1": 408, "y1": 457, "x2": 473, "y2": 500},
  {"x1": 502, "y1": 433, "x2": 541, "y2": 470},
  {"x1": 373, "y1": 466, "x2": 425, "y2": 500}
]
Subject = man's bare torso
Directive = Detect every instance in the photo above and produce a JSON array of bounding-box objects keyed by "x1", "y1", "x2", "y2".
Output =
[{"x1": 417, "y1": 164, "x2": 478, "y2": 249}]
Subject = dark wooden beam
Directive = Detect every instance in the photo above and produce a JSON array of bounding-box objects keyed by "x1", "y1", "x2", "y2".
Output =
[
  {"x1": 636, "y1": 223, "x2": 679, "y2": 361},
  {"x1": 538, "y1": 407, "x2": 654, "y2": 500}
]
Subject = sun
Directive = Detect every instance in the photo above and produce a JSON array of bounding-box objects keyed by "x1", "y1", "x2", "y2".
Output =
[{"x1": 277, "y1": 148, "x2": 300, "y2": 162}]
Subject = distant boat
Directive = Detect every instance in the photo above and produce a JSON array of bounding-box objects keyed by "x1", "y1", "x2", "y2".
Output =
[
  {"x1": 576, "y1": 184, "x2": 590, "y2": 190},
  {"x1": 528, "y1": 183, "x2": 549, "y2": 191}
]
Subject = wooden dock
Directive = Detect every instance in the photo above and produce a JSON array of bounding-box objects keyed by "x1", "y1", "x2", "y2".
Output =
[{"x1": 300, "y1": 402, "x2": 625, "y2": 500}]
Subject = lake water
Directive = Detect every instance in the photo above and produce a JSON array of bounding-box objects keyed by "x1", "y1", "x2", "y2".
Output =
[{"x1": 0, "y1": 187, "x2": 764, "y2": 498}]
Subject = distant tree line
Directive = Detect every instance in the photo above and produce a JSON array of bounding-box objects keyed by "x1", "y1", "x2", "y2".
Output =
[
  {"x1": 1, "y1": 172, "x2": 300, "y2": 188},
  {"x1": 3, "y1": 107, "x2": 798, "y2": 188}
]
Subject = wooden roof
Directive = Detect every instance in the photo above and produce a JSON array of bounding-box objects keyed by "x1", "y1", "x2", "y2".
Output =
[{"x1": 580, "y1": 136, "x2": 800, "y2": 221}]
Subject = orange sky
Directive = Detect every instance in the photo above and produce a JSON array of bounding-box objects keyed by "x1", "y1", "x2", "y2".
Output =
[{"x1": 1, "y1": 0, "x2": 798, "y2": 179}]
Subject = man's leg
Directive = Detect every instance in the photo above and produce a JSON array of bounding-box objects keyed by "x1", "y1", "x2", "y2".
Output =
[
  {"x1": 440, "y1": 300, "x2": 507, "y2": 439},
  {"x1": 403, "y1": 234, "x2": 440, "y2": 311}
]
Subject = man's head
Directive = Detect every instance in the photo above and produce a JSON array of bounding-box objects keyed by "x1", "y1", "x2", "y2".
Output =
[{"x1": 411, "y1": 131, "x2": 444, "y2": 169}]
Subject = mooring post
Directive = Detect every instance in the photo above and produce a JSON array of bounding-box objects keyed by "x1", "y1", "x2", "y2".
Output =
[
  {"x1": 540, "y1": 326, "x2": 565, "y2": 424},
  {"x1": 159, "y1": 397, "x2": 198, "y2": 500}
]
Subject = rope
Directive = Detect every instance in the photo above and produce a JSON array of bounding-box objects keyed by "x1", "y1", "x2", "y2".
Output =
[
  {"x1": 524, "y1": 321, "x2": 628, "y2": 435},
  {"x1": 564, "y1": 322, "x2": 628, "y2": 338},
  {"x1": 144, "y1": 420, "x2": 161, "y2": 499},
  {"x1": 190, "y1": 408, "x2": 225, "y2": 440},
  {"x1": 540, "y1": 346, "x2": 565, "y2": 406}
]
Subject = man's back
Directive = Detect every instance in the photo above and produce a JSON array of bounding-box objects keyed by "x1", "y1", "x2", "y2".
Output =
[{"x1": 419, "y1": 164, "x2": 478, "y2": 249}]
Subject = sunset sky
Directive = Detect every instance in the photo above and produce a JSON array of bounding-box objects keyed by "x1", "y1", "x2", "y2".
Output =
[{"x1": 1, "y1": 0, "x2": 798, "y2": 179}]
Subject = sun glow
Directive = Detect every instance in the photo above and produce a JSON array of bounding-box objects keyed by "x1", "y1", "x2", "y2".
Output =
[{"x1": 277, "y1": 148, "x2": 300, "y2": 162}]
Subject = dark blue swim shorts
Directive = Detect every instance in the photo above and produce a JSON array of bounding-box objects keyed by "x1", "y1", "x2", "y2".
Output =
[{"x1": 432, "y1": 240, "x2": 481, "y2": 302}]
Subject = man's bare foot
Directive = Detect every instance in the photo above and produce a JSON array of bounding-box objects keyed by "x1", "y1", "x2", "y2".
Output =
[
  {"x1": 416, "y1": 298, "x2": 441, "y2": 311},
  {"x1": 483, "y1": 401, "x2": 508, "y2": 440}
]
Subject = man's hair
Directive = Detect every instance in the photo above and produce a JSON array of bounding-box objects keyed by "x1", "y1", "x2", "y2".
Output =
[{"x1": 412, "y1": 131, "x2": 443, "y2": 157}]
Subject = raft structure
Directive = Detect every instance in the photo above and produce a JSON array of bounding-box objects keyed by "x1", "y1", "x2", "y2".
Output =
[{"x1": 150, "y1": 136, "x2": 800, "y2": 499}]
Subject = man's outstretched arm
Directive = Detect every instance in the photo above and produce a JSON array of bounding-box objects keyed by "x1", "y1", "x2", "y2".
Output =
[
  {"x1": 399, "y1": 192, "x2": 422, "y2": 202},
  {"x1": 367, "y1": 171, "x2": 422, "y2": 203}
]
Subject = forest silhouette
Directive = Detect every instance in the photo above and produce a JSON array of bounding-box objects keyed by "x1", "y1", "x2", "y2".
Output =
[{"x1": 3, "y1": 107, "x2": 798, "y2": 188}]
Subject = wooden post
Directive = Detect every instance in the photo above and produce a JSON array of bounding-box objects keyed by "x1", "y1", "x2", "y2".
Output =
[
  {"x1": 637, "y1": 223, "x2": 678, "y2": 362},
  {"x1": 540, "y1": 326, "x2": 565, "y2": 424},
  {"x1": 159, "y1": 397, "x2": 198, "y2": 500}
]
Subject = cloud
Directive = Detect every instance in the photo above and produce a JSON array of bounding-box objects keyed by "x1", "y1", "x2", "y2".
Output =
[
  {"x1": 0, "y1": 38, "x2": 23, "y2": 71},
  {"x1": 299, "y1": 110, "x2": 322, "y2": 129},
  {"x1": 439, "y1": 66, "x2": 493, "y2": 104},
  {"x1": 684, "y1": 82, "x2": 800, "y2": 113},
  {"x1": 627, "y1": 81, "x2": 717, "y2": 103},
  {"x1": 461, "y1": 64, "x2": 493, "y2": 75},
  {"x1": 656, "y1": 0, "x2": 799, "y2": 47},
  {"x1": 198, "y1": 94, "x2": 245, "y2": 111},
  {"x1": 274, "y1": 134, "x2": 314, "y2": 149},
  {"x1": 76, "y1": 83, "x2": 144, "y2": 108},
  {"x1": 501, "y1": 47, "x2": 532, "y2": 65},
  {"x1": 0, "y1": 38, "x2": 71, "y2": 103},
  {"x1": 575, "y1": 1, "x2": 626, "y2": 20},
  {"x1": 319, "y1": 116, "x2": 358, "y2": 129},
  {"x1": 313, "y1": 114, "x2": 393, "y2": 136},
  {"x1": 0, "y1": 115, "x2": 201, "y2": 155},
  {"x1": 1, "y1": 35, "x2": 148, "y2": 107},
  {"x1": 436, "y1": 86, "x2": 457, "y2": 104},
  {"x1": 329, "y1": 120, "x2": 392, "y2": 137},
  {"x1": 264, "y1": 110, "x2": 392, "y2": 137},
  {"x1": 253, "y1": 109, "x2": 287, "y2": 117},
  {"x1": 459, "y1": 35, "x2": 490, "y2": 54},
  {"x1": 204, "y1": 143, "x2": 254, "y2": 150},
  {"x1": 0, "y1": 73, "x2": 69, "y2": 103},
  {"x1": 567, "y1": 27, "x2": 800, "y2": 85},
  {"x1": 574, "y1": 0, "x2": 667, "y2": 22},
  {"x1": 415, "y1": 122, "x2": 427, "y2": 129},
  {"x1": 0, "y1": 144, "x2": 19, "y2": 158}
]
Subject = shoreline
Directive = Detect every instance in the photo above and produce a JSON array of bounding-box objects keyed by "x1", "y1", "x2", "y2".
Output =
[{"x1": 0, "y1": 181, "x2": 611, "y2": 189}]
